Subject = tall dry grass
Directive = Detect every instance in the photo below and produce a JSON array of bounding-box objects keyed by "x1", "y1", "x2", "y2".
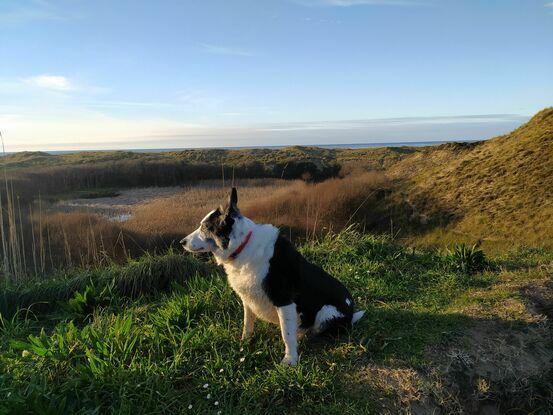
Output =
[
  {"x1": 8, "y1": 156, "x2": 339, "y2": 202},
  {"x1": 123, "y1": 172, "x2": 391, "y2": 241},
  {"x1": 5, "y1": 180, "x2": 298, "y2": 277},
  {"x1": 244, "y1": 172, "x2": 391, "y2": 237},
  {"x1": 124, "y1": 179, "x2": 297, "y2": 236},
  {"x1": 1, "y1": 172, "x2": 391, "y2": 281}
]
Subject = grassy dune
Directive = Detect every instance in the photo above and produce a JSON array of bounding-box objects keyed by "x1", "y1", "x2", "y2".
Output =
[
  {"x1": 389, "y1": 107, "x2": 553, "y2": 249},
  {"x1": 1, "y1": 229, "x2": 551, "y2": 414},
  {"x1": 2, "y1": 145, "x2": 416, "y2": 171}
]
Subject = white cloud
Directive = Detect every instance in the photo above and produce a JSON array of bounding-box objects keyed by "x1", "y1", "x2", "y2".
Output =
[
  {"x1": 200, "y1": 43, "x2": 254, "y2": 57},
  {"x1": 545, "y1": 2, "x2": 553, "y2": 8},
  {"x1": 294, "y1": 0, "x2": 423, "y2": 6},
  {"x1": 258, "y1": 114, "x2": 528, "y2": 131},
  {"x1": 176, "y1": 90, "x2": 225, "y2": 108},
  {"x1": 0, "y1": 0, "x2": 82, "y2": 26},
  {"x1": 24, "y1": 75, "x2": 75, "y2": 91}
]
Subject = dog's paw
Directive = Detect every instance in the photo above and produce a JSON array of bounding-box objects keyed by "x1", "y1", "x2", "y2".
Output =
[
  {"x1": 280, "y1": 354, "x2": 298, "y2": 366},
  {"x1": 240, "y1": 332, "x2": 253, "y2": 342}
]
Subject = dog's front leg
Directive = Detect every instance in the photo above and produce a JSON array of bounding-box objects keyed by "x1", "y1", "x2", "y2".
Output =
[
  {"x1": 241, "y1": 303, "x2": 256, "y2": 341},
  {"x1": 276, "y1": 303, "x2": 298, "y2": 366}
]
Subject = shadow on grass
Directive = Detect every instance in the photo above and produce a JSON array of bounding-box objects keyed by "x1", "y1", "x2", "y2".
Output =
[{"x1": 300, "y1": 304, "x2": 552, "y2": 415}]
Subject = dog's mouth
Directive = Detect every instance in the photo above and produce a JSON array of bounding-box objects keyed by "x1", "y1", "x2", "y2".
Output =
[
  {"x1": 180, "y1": 237, "x2": 213, "y2": 253},
  {"x1": 179, "y1": 237, "x2": 195, "y2": 252}
]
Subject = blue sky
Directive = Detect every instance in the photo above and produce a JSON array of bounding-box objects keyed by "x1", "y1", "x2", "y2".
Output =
[{"x1": 1, "y1": 0, "x2": 552, "y2": 151}]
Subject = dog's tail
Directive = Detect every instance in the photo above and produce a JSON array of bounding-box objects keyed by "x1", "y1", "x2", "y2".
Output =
[{"x1": 352, "y1": 310, "x2": 365, "y2": 324}]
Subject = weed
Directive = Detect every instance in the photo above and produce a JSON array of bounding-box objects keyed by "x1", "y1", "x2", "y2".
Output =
[{"x1": 63, "y1": 282, "x2": 113, "y2": 320}]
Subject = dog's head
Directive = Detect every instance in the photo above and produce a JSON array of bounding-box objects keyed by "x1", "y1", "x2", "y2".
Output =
[{"x1": 180, "y1": 187, "x2": 244, "y2": 256}]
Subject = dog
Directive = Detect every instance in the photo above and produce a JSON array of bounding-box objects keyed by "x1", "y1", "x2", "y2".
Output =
[{"x1": 180, "y1": 188, "x2": 364, "y2": 366}]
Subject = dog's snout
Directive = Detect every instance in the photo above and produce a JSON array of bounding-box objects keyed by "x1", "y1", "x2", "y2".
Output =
[{"x1": 180, "y1": 237, "x2": 187, "y2": 246}]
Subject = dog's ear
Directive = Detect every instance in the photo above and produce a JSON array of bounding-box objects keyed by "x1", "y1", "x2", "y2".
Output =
[
  {"x1": 223, "y1": 187, "x2": 239, "y2": 216},
  {"x1": 228, "y1": 187, "x2": 238, "y2": 208}
]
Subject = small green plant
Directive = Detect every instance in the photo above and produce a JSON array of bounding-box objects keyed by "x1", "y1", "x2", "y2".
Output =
[
  {"x1": 444, "y1": 243, "x2": 488, "y2": 274},
  {"x1": 64, "y1": 282, "x2": 112, "y2": 319}
]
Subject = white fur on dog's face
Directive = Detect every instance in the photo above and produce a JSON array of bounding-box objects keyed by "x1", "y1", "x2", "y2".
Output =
[{"x1": 181, "y1": 210, "x2": 219, "y2": 253}]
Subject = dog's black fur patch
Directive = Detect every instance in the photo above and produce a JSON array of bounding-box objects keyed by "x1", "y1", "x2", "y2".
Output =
[
  {"x1": 262, "y1": 235, "x2": 354, "y2": 333},
  {"x1": 201, "y1": 202, "x2": 239, "y2": 250}
]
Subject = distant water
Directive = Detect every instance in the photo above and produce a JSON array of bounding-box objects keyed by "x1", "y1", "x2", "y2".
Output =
[{"x1": 42, "y1": 140, "x2": 480, "y2": 155}]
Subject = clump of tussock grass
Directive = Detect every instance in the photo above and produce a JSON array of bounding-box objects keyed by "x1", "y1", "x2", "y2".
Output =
[
  {"x1": 62, "y1": 282, "x2": 114, "y2": 321},
  {"x1": 0, "y1": 250, "x2": 217, "y2": 319},
  {"x1": 443, "y1": 243, "x2": 489, "y2": 275}
]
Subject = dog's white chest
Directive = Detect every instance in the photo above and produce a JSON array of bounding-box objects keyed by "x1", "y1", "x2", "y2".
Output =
[{"x1": 224, "y1": 264, "x2": 279, "y2": 324}]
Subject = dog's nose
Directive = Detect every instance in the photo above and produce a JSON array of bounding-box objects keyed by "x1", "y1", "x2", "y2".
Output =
[{"x1": 180, "y1": 237, "x2": 187, "y2": 246}]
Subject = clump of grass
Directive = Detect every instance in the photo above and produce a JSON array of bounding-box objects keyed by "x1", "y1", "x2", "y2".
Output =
[
  {"x1": 0, "y1": 249, "x2": 217, "y2": 319},
  {"x1": 443, "y1": 243, "x2": 489, "y2": 275}
]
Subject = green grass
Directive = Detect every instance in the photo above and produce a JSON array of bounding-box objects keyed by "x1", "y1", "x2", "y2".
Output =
[{"x1": 0, "y1": 229, "x2": 550, "y2": 414}]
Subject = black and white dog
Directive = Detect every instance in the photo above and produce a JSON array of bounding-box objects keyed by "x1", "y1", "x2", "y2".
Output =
[{"x1": 181, "y1": 188, "x2": 364, "y2": 366}]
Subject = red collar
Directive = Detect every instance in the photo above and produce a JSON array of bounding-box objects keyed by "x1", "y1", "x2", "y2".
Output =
[{"x1": 228, "y1": 230, "x2": 253, "y2": 261}]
